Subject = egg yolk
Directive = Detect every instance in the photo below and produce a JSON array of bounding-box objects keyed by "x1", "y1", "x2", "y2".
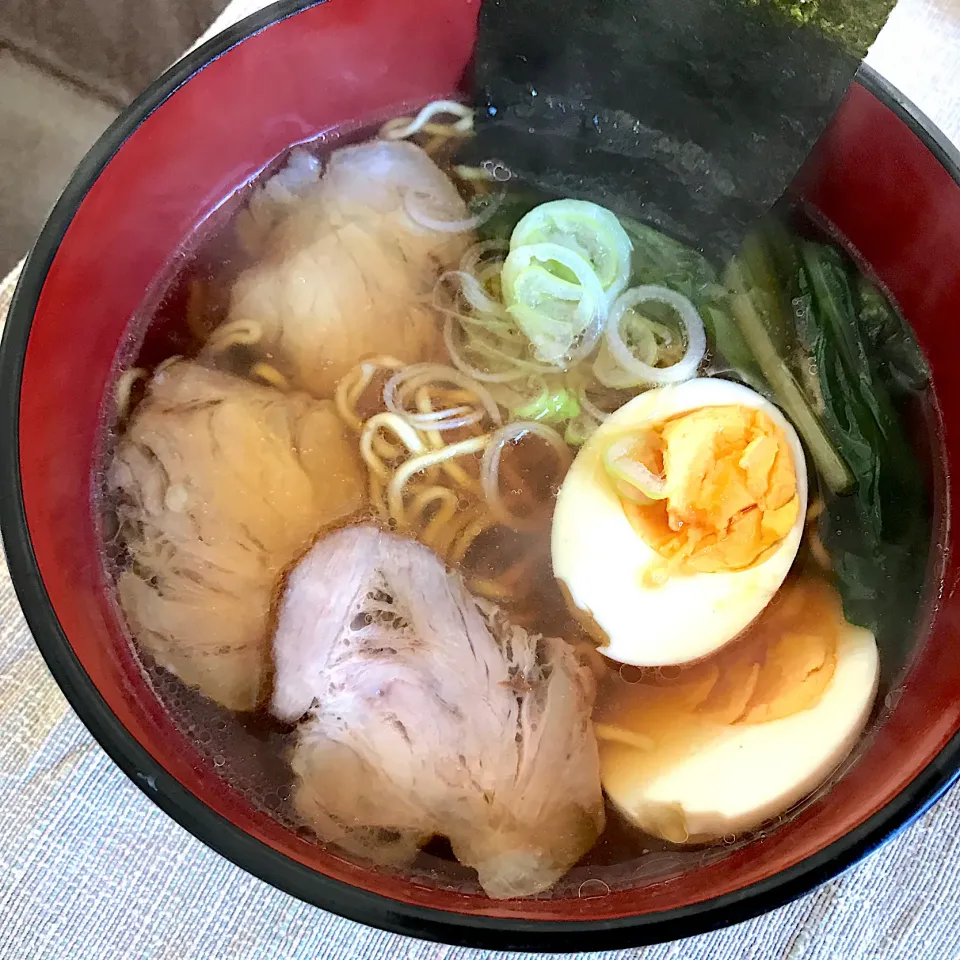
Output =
[
  {"x1": 594, "y1": 577, "x2": 842, "y2": 740},
  {"x1": 618, "y1": 405, "x2": 800, "y2": 578}
]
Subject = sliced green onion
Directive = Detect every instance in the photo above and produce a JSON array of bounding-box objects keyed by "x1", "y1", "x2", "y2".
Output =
[
  {"x1": 592, "y1": 315, "x2": 660, "y2": 389},
  {"x1": 510, "y1": 199, "x2": 633, "y2": 300},
  {"x1": 440, "y1": 270, "x2": 504, "y2": 316},
  {"x1": 443, "y1": 316, "x2": 540, "y2": 383},
  {"x1": 603, "y1": 285, "x2": 706, "y2": 387},
  {"x1": 603, "y1": 436, "x2": 667, "y2": 504},
  {"x1": 501, "y1": 242, "x2": 606, "y2": 365},
  {"x1": 513, "y1": 386, "x2": 581, "y2": 424},
  {"x1": 404, "y1": 185, "x2": 505, "y2": 234}
]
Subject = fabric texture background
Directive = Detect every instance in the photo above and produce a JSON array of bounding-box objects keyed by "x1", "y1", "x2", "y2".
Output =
[
  {"x1": 2, "y1": 1, "x2": 960, "y2": 957},
  {"x1": 0, "y1": 0, "x2": 230, "y2": 106}
]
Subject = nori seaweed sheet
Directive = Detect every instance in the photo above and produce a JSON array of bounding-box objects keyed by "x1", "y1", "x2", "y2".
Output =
[{"x1": 464, "y1": 0, "x2": 894, "y2": 260}]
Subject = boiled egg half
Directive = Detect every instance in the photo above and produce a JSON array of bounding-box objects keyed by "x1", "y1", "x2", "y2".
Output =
[
  {"x1": 553, "y1": 378, "x2": 808, "y2": 666},
  {"x1": 594, "y1": 578, "x2": 879, "y2": 842}
]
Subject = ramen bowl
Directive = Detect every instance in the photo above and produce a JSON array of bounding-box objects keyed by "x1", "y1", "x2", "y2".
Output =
[{"x1": 0, "y1": 0, "x2": 958, "y2": 950}]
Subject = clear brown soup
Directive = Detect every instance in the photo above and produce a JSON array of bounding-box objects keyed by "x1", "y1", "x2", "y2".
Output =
[{"x1": 101, "y1": 120, "x2": 937, "y2": 898}]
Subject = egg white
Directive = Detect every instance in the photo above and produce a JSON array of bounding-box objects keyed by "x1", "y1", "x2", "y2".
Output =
[
  {"x1": 599, "y1": 623, "x2": 879, "y2": 843},
  {"x1": 552, "y1": 378, "x2": 809, "y2": 666}
]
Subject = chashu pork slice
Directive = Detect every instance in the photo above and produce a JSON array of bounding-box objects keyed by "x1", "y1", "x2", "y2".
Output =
[
  {"x1": 271, "y1": 525, "x2": 604, "y2": 899},
  {"x1": 223, "y1": 140, "x2": 469, "y2": 398},
  {"x1": 108, "y1": 360, "x2": 365, "y2": 711}
]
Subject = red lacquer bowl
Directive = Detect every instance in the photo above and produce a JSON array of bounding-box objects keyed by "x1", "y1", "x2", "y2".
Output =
[{"x1": 1, "y1": 0, "x2": 958, "y2": 950}]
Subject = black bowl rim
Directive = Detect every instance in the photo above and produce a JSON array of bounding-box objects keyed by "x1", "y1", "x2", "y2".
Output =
[{"x1": 1, "y1": 2, "x2": 959, "y2": 950}]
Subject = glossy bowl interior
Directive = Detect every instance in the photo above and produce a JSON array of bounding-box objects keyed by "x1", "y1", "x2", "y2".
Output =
[{"x1": 2, "y1": 0, "x2": 960, "y2": 950}]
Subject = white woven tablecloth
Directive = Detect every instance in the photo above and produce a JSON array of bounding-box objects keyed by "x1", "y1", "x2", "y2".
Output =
[{"x1": 3, "y1": 2, "x2": 960, "y2": 957}]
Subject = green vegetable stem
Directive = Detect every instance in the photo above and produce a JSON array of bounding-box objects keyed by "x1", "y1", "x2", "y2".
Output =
[{"x1": 726, "y1": 222, "x2": 931, "y2": 644}]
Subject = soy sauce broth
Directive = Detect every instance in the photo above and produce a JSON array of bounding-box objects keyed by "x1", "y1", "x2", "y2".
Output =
[{"x1": 100, "y1": 124, "x2": 937, "y2": 899}]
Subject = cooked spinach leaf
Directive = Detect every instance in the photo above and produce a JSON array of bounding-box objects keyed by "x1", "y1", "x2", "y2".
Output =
[
  {"x1": 794, "y1": 242, "x2": 930, "y2": 640},
  {"x1": 619, "y1": 217, "x2": 719, "y2": 304},
  {"x1": 855, "y1": 276, "x2": 931, "y2": 393}
]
